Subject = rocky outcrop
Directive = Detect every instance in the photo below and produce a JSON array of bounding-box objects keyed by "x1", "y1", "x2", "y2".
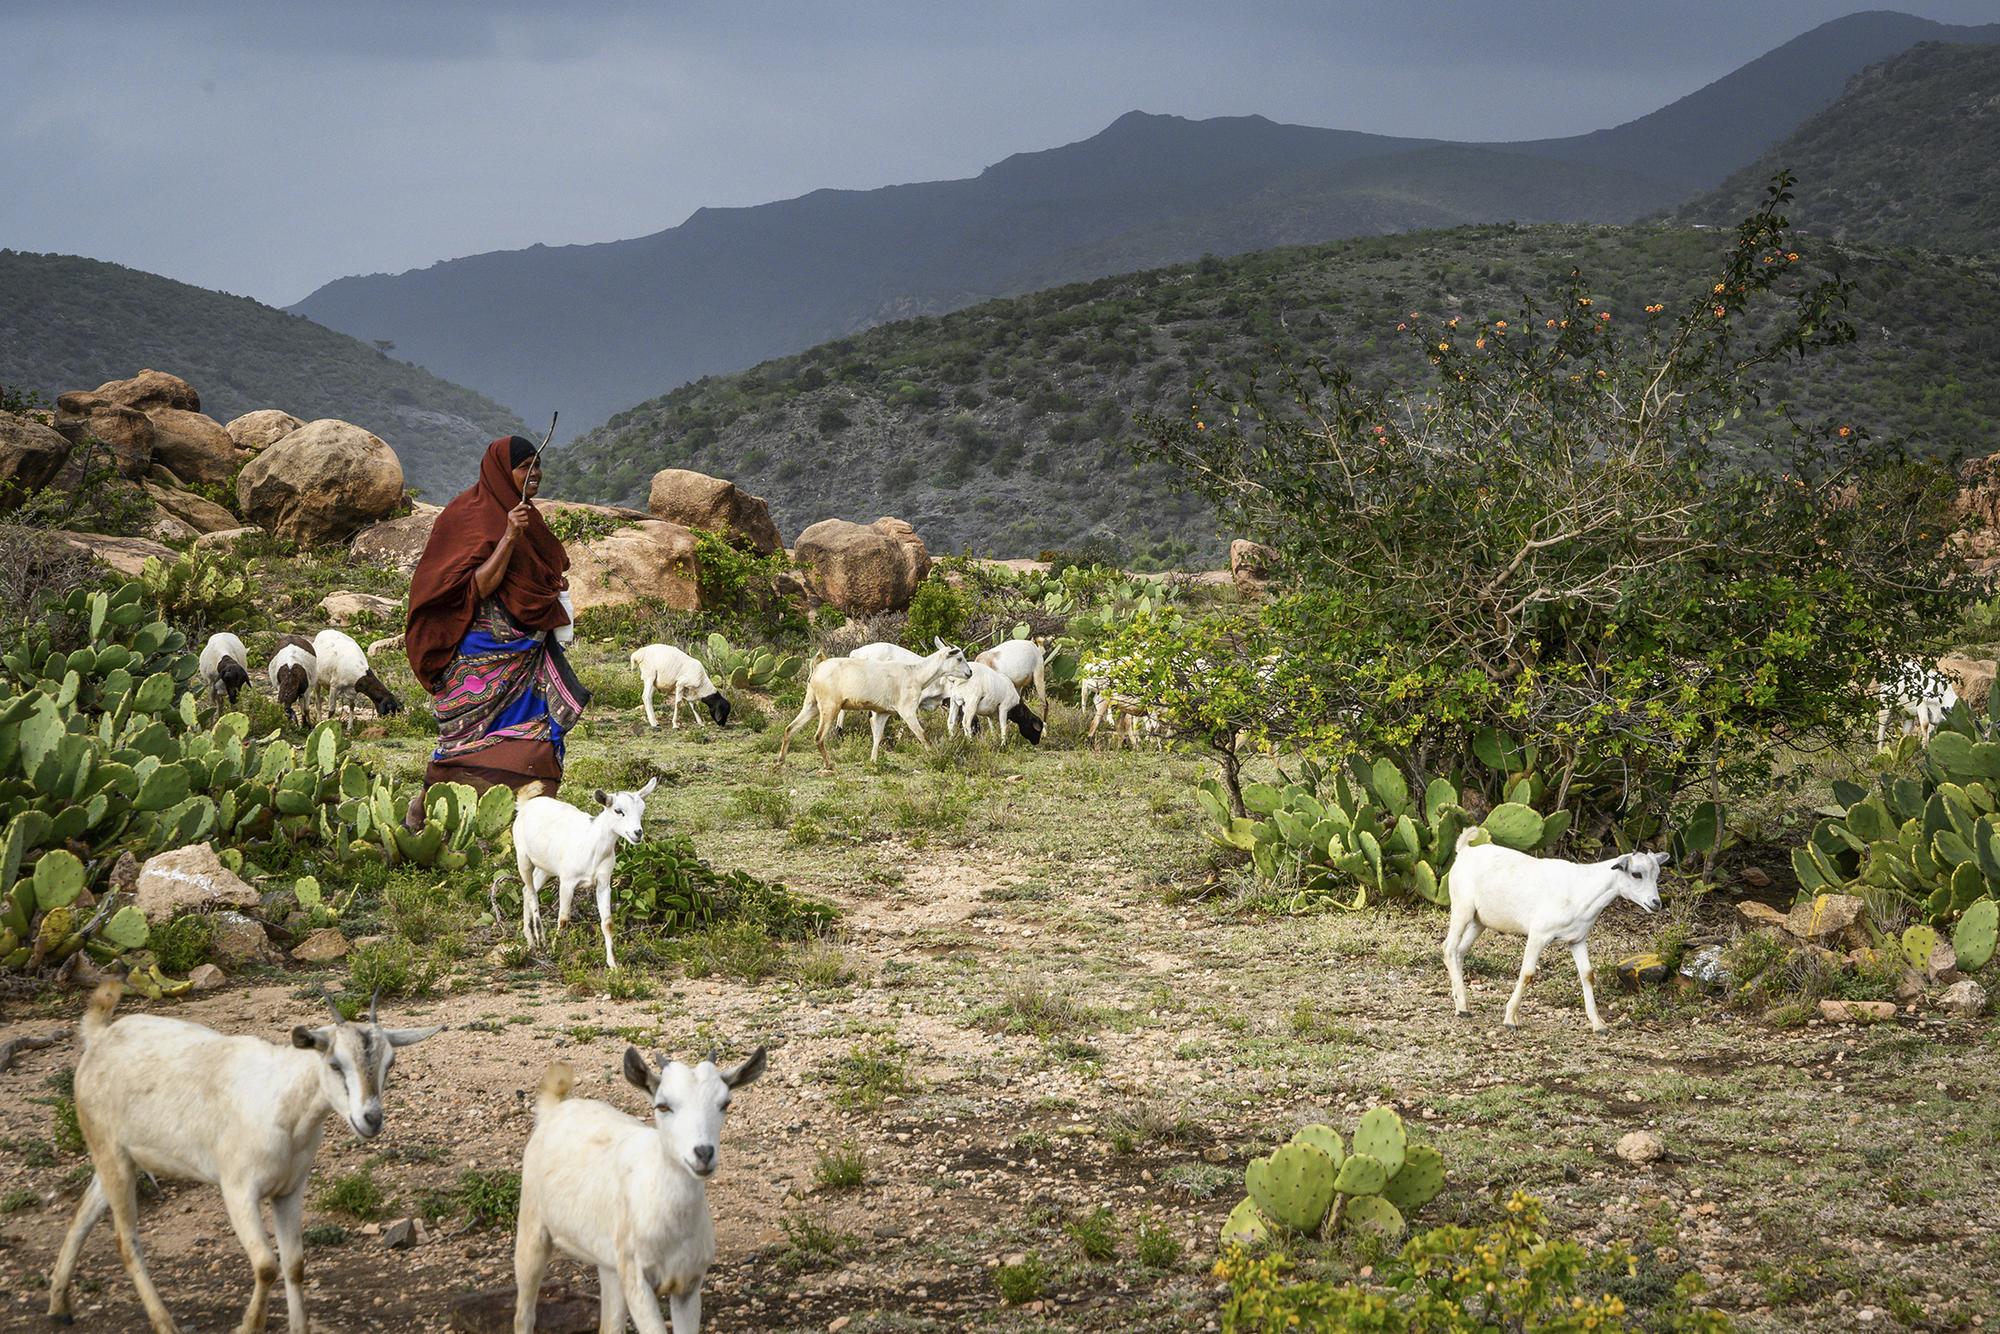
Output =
[
  {"x1": 565, "y1": 520, "x2": 700, "y2": 613},
  {"x1": 143, "y1": 482, "x2": 239, "y2": 534},
  {"x1": 322, "y1": 592, "x2": 402, "y2": 625},
  {"x1": 224, "y1": 409, "x2": 304, "y2": 454},
  {"x1": 1230, "y1": 539, "x2": 1279, "y2": 598},
  {"x1": 134, "y1": 844, "x2": 261, "y2": 923},
  {"x1": 647, "y1": 468, "x2": 783, "y2": 554},
  {"x1": 236, "y1": 419, "x2": 404, "y2": 546},
  {"x1": 792, "y1": 516, "x2": 930, "y2": 614},
  {"x1": 349, "y1": 503, "x2": 441, "y2": 574},
  {"x1": 93, "y1": 369, "x2": 200, "y2": 413},
  {"x1": 0, "y1": 411, "x2": 71, "y2": 500},
  {"x1": 53, "y1": 393, "x2": 154, "y2": 478},
  {"x1": 55, "y1": 530, "x2": 175, "y2": 576},
  {"x1": 1939, "y1": 654, "x2": 1997, "y2": 715},
  {"x1": 147, "y1": 407, "x2": 247, "y2": 486}
]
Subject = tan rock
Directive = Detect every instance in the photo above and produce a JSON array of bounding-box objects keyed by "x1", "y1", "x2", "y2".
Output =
[
  {"x1": 193, "y1": 525, "x2": 265, "y2": 551},
  {"x1": 186, "y1": 963, "x2": 228, "y2": 992},
  {"x1": 146, "y1": 407, "x2": 246, "y2": 486},
  {"x1": 1785, "y1": 893, "x2": 1867, "y2": 941},
  {"x1": 93, "y1": 368, "x2": 200, "y2": 413},
  {"x1": 1938, "y1": 654, "x2": 1996, "y2": 716},
  {"x1": 224, "y1": 409, "x2": 304, "y2": 454},
  {"x1": 209, "y1": 911, "x2": 281, "y2": 966},
  {"x1": 793, "y1": 516, "x2": 930, "y2": 614},
  {"x1": 55, "y1": 530, "x2": 175, "y2": 577},
  {"x1": 646, "y1": 468, "x2": 783, "y2": 553},
  {"x1": 1817, "y1": 999, "x2": 1897, "y2": 1023},
  {"x1": 143, "y1": 482, "x2": 239, "y2": 534},
  {"x1": 0, "y1": 410, "x2": 72, "y2": 499},
  {"x1": 367, "y1": 632, "x2": 406, "y2": 658},
  {"x1": 1736, "y1": 901, "x2": 1790, "y2": 932},
  {"x1": 349, "y1": 503, "x2": 441, "y2": 574},
  {"x1": 1229, "y1": 538, "x2": 1279, "y2": 598},
  {"x1": 1927, "y1": 941, "x2": 1959, "y2": 982},
  {"x1": 236, "y1": 419, "x2": 404, "y2": 546},
  {"x1": 135, "y1": 844, "x2": 262, "y2": 923},
  {"x1": 1615, "y1": 1130, "x2": 1664, "y2": 1164},
  {"x1": 143, "y1": 509, "x2": 199, "y2": 545},
  {"x1": 565, "y1": 519, "x2": 700, "y2": 613},
  {"x1": 1937, "y1": 978, "x2": 1988, "y2": 1017},
  {"x1": 291, "y1": 927, "x2": 351, "y2": 963},
  {"x1": 146, "y1": 462, "x2": 187, "y2": 487},
  {"x1": 53, "y1": 392, "x2": 154, "y2": 477},
  {"x1": 321, "y1": 591, "x2": 402, "y2": 625},
  {"x1": 1739, "y1": 865, "x2": 1773, "y2": 890}
]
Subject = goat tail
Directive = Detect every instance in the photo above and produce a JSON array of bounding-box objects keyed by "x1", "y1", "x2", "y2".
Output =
[
  {"x1": 536, "y1": 1062, "x2": 575, "y2": 1118},
  {"x1": 80, "y1": 979, "x2": 122, "y2": 1043},
  {"x1": 1454, "y1": 827, "x2": 1481, "y2": 854}
]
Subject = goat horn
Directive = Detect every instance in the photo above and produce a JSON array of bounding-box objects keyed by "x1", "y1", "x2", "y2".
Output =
[
  {"x1": 315, "y1": 984, "x2": 343, "y2": 1024},
  {"x1": 706, "y1": 1046, "x2": 719, "y2": 1067},
  {"x1": 369, "y1": 988, "x2": 381, "y2": 1024}
]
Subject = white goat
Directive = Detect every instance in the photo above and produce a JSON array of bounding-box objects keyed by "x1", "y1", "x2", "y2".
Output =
[
  {"x1": 976, "y1": 639, "x2": 1048, "y2": 712},
  {"x1": 833, "y1": 641, "x2": 954, "y2": 734},
  {"x1": 267, "y1": 643, "x2": 318, "y2": 728},
  {"x1": 946, "y1": 661, "x2": 1045, "y2": 745},
  {"x1": 48, "y1": 982, "x2": 438, "y2": 1334},
  {"x1": 198, "y1": 631, "x2": 251, "y2": 712},
  {"x1": 1875, "y1": 663, "x2": 1957, "y2": 747},
  {"x1": 1089, "y1": 692, "x2": 1164, "y2": 749},
  {"x1": 310, "y1": 628, "x2": 404, "y2": 727},
  {"x1": 780, "y1": 641, "x2": 971, "y2": 768},
  {"x1": 1442, "y1": 831, "x2": 1669, "y2": 1032},
  {"x1": 513, "y1": 779, "x2": 657, "y2": 969},
  {"x1": 513, "y1": 1047, "x2": 766, "y2": 1334},
  {"x1": 630, "y1": 644, "x2": 731, "y2": 729}
]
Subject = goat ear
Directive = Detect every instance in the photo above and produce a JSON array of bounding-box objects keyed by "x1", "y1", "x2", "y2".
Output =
[
  {"x1": 637, "y1": 777, "x2": 658, "y2": 797},
  {"x1": 1612, "y1": 855, "x2": 1632, "y2": 873},
  {"x1": 382, "y1": 1025, "x2": 443, "y2": 1047},
  {"x1": 292, "y1": 1025, "x2": 331, "y2": 1051},
  {"x1": 623, "y1": 1045, "x2": 659, "y2": 1095},
  {"x1": 934, "y1": 637, "x2": 948, "y2": 651},
  {"x1": 722, "y1": 1045, "x2": 768, "y2": 1089},
  {"x1": 594, "y1": 789, "x2": 611, "y2": 808},
  {"x1": 1656, "y1": 851, "x2": 1674, "y2": 868}
]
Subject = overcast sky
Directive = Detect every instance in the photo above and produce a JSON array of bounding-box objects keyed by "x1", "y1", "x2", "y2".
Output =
[{"x1": 5, "y1": 0, "x2": 1997, "y2": 306}]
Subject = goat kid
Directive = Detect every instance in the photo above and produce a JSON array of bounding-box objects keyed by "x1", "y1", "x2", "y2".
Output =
[
  {"x1": 513, "y1": 779, "x2": 657, "y2": 969},
  {"x1": 49, "y1": 983, "x2": 438, "y2": 1334},
  {"x1": 198, "y1": 632, "x2": 251, "y2": 712},
  {"x1": 513, "y1": 1047, "x2": 766, "y2": 1334},
  {"x1": 1442, "y1": 830, "x2": 1668, "y2": 1032},
  {"x1": 630, "y1": 643, "x2": 731, "y2": 729},
  {"x1": 779, "y1": 640, "x2": 971, "y2": 769},
  {"x1": 945, "y1": 661, "x2": 1044, "y2": 745},
  {"x1": 311, "y1": 628, "x2": 405, "y2": 728},
  {"x1": 267, "y1": 643, "x2": 318, "y2": 728}
]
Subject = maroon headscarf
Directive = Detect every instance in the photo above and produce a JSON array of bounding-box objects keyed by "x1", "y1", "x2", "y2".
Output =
[{"x1": 405, "y1": 436, "x2": 570, "y2": 689}]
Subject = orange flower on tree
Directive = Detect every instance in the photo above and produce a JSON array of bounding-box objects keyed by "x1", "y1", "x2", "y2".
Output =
[
  {"x1": 1713, "y1": 283, "x2": 1726, "y2": 294},
  {"x1": 1475, "y1": 337, "x2": 1486, "y2": 349},
  {"x1": 1495, "y1": 320, "x2": 1507, "y2": 329},
  {"x1": 1714, "y1": 306, "x2": 1727, "y2": 318},
  {"x1": 1438, "y1": 342, "x2": 1450, "y2": 352},
  {"x1": 1838, "y1": 425, "x2": 1851, "y2": 437}
]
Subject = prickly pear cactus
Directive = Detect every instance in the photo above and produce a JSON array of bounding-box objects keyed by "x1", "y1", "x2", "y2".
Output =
[
  {"x1": 1333, "y1": 1153, "x2": 1388, "y2": 1196},
  {"x1": 1244, "y1": 1142, "x2": 1336, "y2": 1235},
  {"x1": 1352, "y1": 1105, "x2": 1408, "y2": 1176},
  {"x1": 1382, "y1": 1144, "x2": 1445, "y2": 1212},
  {"x1": 1219, "y1": 1198, "x2": 1271, "y2": 1248},
  {"x1": 1290, "y1": 1124, "x2": 1345, "y2": 1168},
  {"x1": 1901, "y1": 924, "x2": 1941, "y2": 972},
  {"x1": 1341, "y1": 1194, "x2": 1406, "y2": 1239},
  {"x1": 1954, "y1": 898, "x2": 1998, "y2": 970},
  {"x1": 1482, "y1": 803, "x2": 1546, "y2": 852}
]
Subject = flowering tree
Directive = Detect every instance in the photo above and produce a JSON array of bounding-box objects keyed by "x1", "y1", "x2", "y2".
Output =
[{"x1": 1137, "y1": 176, "x2": 1964, "y2": 841}]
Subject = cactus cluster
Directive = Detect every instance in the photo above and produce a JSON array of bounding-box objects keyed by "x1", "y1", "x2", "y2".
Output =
[
  {"x1": 1196, "y1": 745, "x2": 1568, "y2": 909},
  {"x1": 1796, "y1": 688, "x2": 2000, "y2": 938},
  {"x1": 699, "y1": 632, "x2": 801, "y2": 692},
  {"x1": 1219, "y1": 1107, "x2": 1445, "y2": 1248}
]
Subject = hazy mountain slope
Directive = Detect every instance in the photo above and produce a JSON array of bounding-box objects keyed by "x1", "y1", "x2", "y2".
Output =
[
  {"x1": 1674, "y1": 41, "x2": 2000, "y2": 255},
  {"x1": 543, "y1": 224, "x2": 2000, "y2": 566},
  {"x1": 0, "y1": 251, "x2": 525, "y2": 499}
]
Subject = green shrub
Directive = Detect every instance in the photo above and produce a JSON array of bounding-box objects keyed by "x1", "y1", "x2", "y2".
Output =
[
  {"x1": 150, "y1": 915, "x2": 216, "y2": 973},
  {"x1": 347, "y1": 938, "x2": 443, "y2": 1000},
  {"x1": 814, "y1": 1141, "x2": 866, "y2": 1192},
  {"x1": 903, "y1": 578, "x2": 969, "y2": 647},
  {"x1": 995, "y1": 1251, "x2": 1049, "y2": 1305},
  {"x1": 541, "y1": 508, "x2": 631, "y2": 546},
  {"x1": 1066, "y1": 1205, "x2": 1118, "y2": 1261},
  {"x1": 317, "y1": 1167, "x2": 385, "y2": 1220}
]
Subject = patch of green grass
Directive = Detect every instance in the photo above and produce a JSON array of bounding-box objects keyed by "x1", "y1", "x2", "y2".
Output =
[
  {"x1": 1136, "y1": 1215, "x2": 1183, "y2": 1269},
  {"x1": 671, "y1": 921, "x2": 783, "y2": 982},
  {"x1": 381, "y1": 872, "x2": 474, "y2": 951},
  {"x1": 1161, "y1": 1162, "x2": 1234, "y2": 1200},
  {"x1": 151, "y1": 914, "x2": 217, "y2": 972},
  {"x1": 826, "y1": 1038, "x2": 914, "y2": 1111},
  {"x1": 303, "y1": 1223, "x2": 348, "y2": 1247},
  {"x1": 790, "y1": 939, "x2": 856, "y2": 989},
  {"x1": 814, "y1": 1141, "x2": 867, "y2": 1192},
  {"x1": 5, "y1": 1137, "x2": 58, "y2": 1168},
  {"x1": 1065, "y1": 1205, "x2": 1118, "y2": 1261},
  {"x1": 0, "y1": 1187, "x2": 38, "y2": 1214},
  {"x1": 727, "y1": 784, "x2": 793, "y2": 828},
  {"x1": 995, "y1": 1251, "x2": 1049, "y2": 1305},
  {"x1": 980, "y1": 970, "x2": 1096, "y2": 1038},
  {"x1": 317, "y1": 1167, "x2": 385, "y2": 1220},
  {"x1": 347, "y1": 937, "x2": 444, "y2": 1000},
  {"x1": 1102, "y1": 1101, "x2": 1199, "y2": 1155},
  {"x1": 777, "y1": 1211, "x2": 854, "y2": 1272},
  {"x1": 420, "y1": 1169, "x2": 521, "y2": 1229}
]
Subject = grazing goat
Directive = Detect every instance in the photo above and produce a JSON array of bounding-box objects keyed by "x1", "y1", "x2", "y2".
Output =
[
  {"x1": 976, "y1": 639, "x2": 1048, "y2": 712},
  {"x1": 513, "y1": 779, "x2": 657, "y2": 969},
  {"x1": 311, "y1": 629, "x2": 404, "y2": 727},
  {"x1": 833, "y1": 641, "x2": 954, "y2": 734},
  {"x1": 48, "y1": 982, "x2": 439, "y2": 1334},
  {"x1": 630, "y1": 643, "x2": 730, "y2": 729},
  {"x1": 198, "y1": 631, "x2": 250, "y2": 711},
  {"x1": 513, "y1": 1047, "x2": 766, "y2": 1334},
  {"x1": 267, "y1": 643, "x2": 318, "y2": 728},
  {"x1": 779, "y1": 641, "x2": 971, "y2": 768},
  {"x1": 946, "y1": 661, "x2": 1044, "y2": 745},
  {"x1": 1874, "y1": 663, "x2": 1956, "y2": 747},
  {"x1": 1089, "y1": 692, "x2": 1164, "y2": 749},
  {"x1": 1442, "y1": 831, "x2": 1668, "y2": 1032}
]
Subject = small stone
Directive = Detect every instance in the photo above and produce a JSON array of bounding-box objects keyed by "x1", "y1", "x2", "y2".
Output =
[
  {"x1": 1616, "y1": 1131, "x2": 1665, "y2": 1164},
  {"x1": 1786, "y1": 894, "x2": 1867, "y2": 940},
  {"x1": 1739, "y1": 866, "x2": 1773, "y2": 890},
  {"x1": 1679, "y1": 945, "x2": 1728, "y2": 988},
  {"x1": 1818, "y1": 999, "x2": 1897, "y2": 1024},
  {"x1": 134, "y1": 844, "x2": 260, "y2": 923},
  {"x1": 1201, "y1": 1145, "x2": 1230, "y2": 1164},
  {"x1": 1736, "y1": 901, "x2": 1790, "y2": 932},
  {"x1": 208, "y1": 911, "x2": 281, "y2": 966},
  {"x1": 109, "y1": 852, "x2": 142, "y2": 895},
  {"x1": 1927, "y1": 941, "x2": 1959, "y2": 982},
  {"x1": 185, "y1": 963, "x2": 227, "y2": 992},
  {"x1": 381, "y1": 1218, "x2": 417, "y2": 1249},
  {"x1": 1937, "y1": 979, "x2": 1988, "y2": 1018},
  {"x1": 829, "y1": 1319, "x2": 853, "y2": 1333},
  {"x1": 291, "y1": 927, "x2": 351, "y2": 963},
  {"x1": 1615, "y1": 953, "x2": 1669, "y2": 989}
]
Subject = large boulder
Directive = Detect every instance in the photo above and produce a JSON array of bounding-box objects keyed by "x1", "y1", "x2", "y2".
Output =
[
  {"x1": 236, "y1": 419, "x2": 404, "y2": 546},
  {"x1": 1230, "y1": 539, "x2": 1279, "y2": 598},
  {"x1": 55, "y1": 530, "x2": 174, "y2": 576},
  {"x1": 565, "y1": 519, "x2": 700, "y2": 613},
  {"x1": 53, "y1": 392, "x2": 154, "y2": 477},
  {"x1": 322, "y1": 591, "x2": 402, "y2": 625},
  {"x1": 134, "y1": 844, "x2": 261, "y2": 923},
  {"x1": 147, "y1": 407, "x2": 247, "y2": 486},
  {"x1": 93, "y1": 369, "x2": 200, "y2": 413},
  {"x1": 647, "y1": 468, "x2": 783, "y2": 554},
  {"x1": 0, "y1": 411, "x2": 71, "y2": 500},
  {"x1": 793, "y1": 516, "x2": 931, "y2": 614},
  {"x1": 143, "y1": 482, "x2": 239, "y2": 534},
  {"x1": 1939, "y1": 654, "x2": 1997, "y2": 716},
  {"x1": 350, "y1": 503, "x2": 441, "y2": 574},
  {"x1": 224, "y1": 409, "x2": 304, "y2": 454}
]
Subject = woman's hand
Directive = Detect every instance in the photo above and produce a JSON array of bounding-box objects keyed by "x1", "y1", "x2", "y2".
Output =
[{"x1": 505, "y1": 500, "x2": 535, "y2": 540}]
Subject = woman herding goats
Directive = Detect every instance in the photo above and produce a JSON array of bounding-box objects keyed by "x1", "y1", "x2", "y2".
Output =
[{"x1": 403, "y1": 435, "x2": 589, "y2": 819}]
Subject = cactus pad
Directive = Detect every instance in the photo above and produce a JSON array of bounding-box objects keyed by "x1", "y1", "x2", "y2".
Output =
[
  {"x1": 1290, "y1": 1124, "x2": 1345, "y2": 1168},
  {"x1": 1352, "y1": 1106, "x2": 1408, "y2": 1176},
  {"x1": 1901, "y1": 924, "x2": 1941, "y2": 972},
  {"x1": 1483, "y1": 803, "x2": 1545, "y2": 851},
  {"x1": 1382, "y1": 1144, "x2": 1445, "y2": 1212},
  {"x1": 32, "y1": 851, "x2": 85, "y2": 912},
  {"x1": 1333, "y1": 1152, "x2": 1388, "y2": 1196},
  {"x1": 1245, "y1": 1143, "x2": 1336, "y2": 1234},
  {"x1": 101, "y1": 906, "x2": 149, "y2": 951},
  {"x1": 1954, "y1": 898, "x2": 1998, "y2": 971},
  {"x1": 1342, "y1": 1194, "x2": 1406, "y2": 1239},
  {"x1": 1220, "y1": 1198, "x2": 1271, "y2": 1248}
]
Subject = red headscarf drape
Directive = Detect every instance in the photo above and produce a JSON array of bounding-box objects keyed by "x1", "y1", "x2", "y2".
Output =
[{"x1": 405, "y1": 437, "x2": 570, "y2": 689}]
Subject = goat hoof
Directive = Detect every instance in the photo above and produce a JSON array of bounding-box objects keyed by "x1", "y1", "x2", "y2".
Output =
[{"x1": 1454, "y1": 1010, "x2": 1473, "y2": 1021}]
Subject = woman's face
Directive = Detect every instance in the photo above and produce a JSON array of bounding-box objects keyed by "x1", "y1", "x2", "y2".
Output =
[{"x1": 511, "y1": 459, "x2": 541, "y2": 500}]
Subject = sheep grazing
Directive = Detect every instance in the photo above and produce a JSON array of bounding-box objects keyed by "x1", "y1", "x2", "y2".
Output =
[
  {"x1": 513, "y1": 779, "x2": 657, "y2": 969},
  {"x1": 630, "y1": 643, "x2": 731, "y2": 729},
  {"x1": 197, "y1": 631, "x2": 251, "y2": 711},
  {"x1": 311, "y1": 628, "x2": 405, "y2": 727},
  {"x1": 975, "y1": 639, "x2": 1048, "y2": 712},
  {"x1": 1874, "y1": 662, "x2": 1956, "y2": 747},
  {"x1": 946, "y1": 661, "x2": 1044, "y2": 745},
  {"x1": 1442, "y1": 830, "x2": 1669, "y2": 1032},
  {"x1": 779, "y1": 640, "x2": 972, "y2": 768},
  {"x1": 48, "y1": 982, "x2": 439, "y2": 1334},
  {"x1": 513, "y1": 1047, "x2": 766, "y2": 1334},
  {"x1": 267, "y1": 643, "x2": 319, "y2": 728}
]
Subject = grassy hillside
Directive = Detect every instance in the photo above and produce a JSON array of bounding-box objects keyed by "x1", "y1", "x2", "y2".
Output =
[
  {"x1": 1675, "y1": 41, "x2": 2000, "y2": 256},
  {"x1": 545, "y1": 223, "x2": 2000, "y2": 565},
  {"x1": 0, "y1": 250, "x2": 526, "y2": 499}
]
